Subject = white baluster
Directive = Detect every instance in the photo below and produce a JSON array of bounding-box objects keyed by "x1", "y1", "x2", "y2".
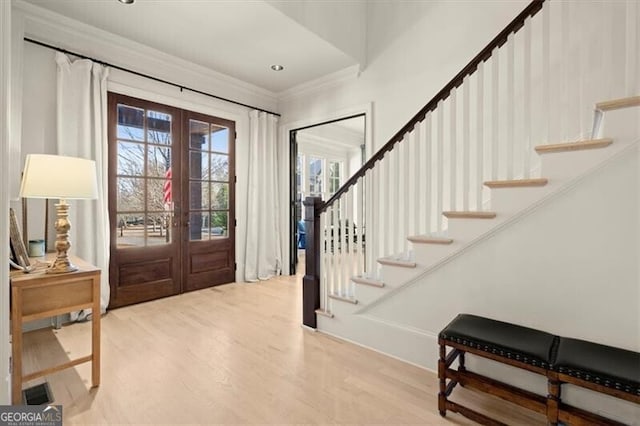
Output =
[
  {"x1": 367, "y1": 167, "x2": 376, "y2": 277},
  {"x1": 507, "y1": 33, "x2": 515, "y2": 179},
  {"x1": 392, "y1": 147, "x2": 401, "y2": 256},
  {"x1": 437, "y1": 103, "x2": 444, "y2": 233},
  {"x1": 413, "y1": 122, "x2": 422, "y2": 236},
  {"x1": 320, "y1": 210, "x2": 328, "y2": 311},
  {"x1": 449, "y1": 88, "x2": 457, "y2": 211},
  {"x1": 626, "y1": 0, "x2": 638, "y2": 95},
  {"x1": 423, "y1": 116, "x2": 432, "y2": 234},
  {"x1": 476, "y1": 62, "x2": 484, "y2": 211},
  {"x1": 561, "y1": 1, "x2": 569, "y2": 141},
  {"x1": 403, "y1": 133, "x2": 411, "y2": 254},
  {"x1": 381, "y1": 154, "x2": 389, "y2": 258},
  {"x1": 491, "y1": 47, "x2": 499, "y2": 180},
  {"x1": 462, "y1": 77, "x2": 470, "y2": 210},
  {"x1": 331, "y1": 204, "x2": 340, "y2": 297},
  {"x1": 542, "y1": 3, "x2": 550, "y2": 144},
  {"x1": 523, "y1": 17, "x2": 532, "y2": 178},
  {"x1": 341, "y1": 193, "x2": 349, "y2": 297}
]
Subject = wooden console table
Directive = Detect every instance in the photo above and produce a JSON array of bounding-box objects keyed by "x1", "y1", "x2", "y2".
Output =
[{"x1": 10, "y1": 256, "x2": 101, "y2": 404}]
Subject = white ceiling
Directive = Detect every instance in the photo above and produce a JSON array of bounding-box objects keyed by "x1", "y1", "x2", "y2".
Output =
[{"x1": 22, "y1": 0, "x2": 359, "y2": 93}]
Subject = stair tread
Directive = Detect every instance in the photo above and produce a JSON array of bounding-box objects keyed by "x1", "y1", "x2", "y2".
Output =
[
  {"x1": 408, "y1": 235, "x2": 454, "y2": 244},
  {"x1": 596, "y1": 96, "x2": 640, "y2": 111},
  {"x1": 534, "y1": 138, "x2": 613, "y2": 154},
  {"x1": 443, "y1": 211, "x2": 497, "y2": 219},
  {"x1": 484, "y1": 178, "x2": 548, "y2": 188},
  {"x1": 352, "y1": 276, "x2": 385, "y2": 287},
  {"x1": 315, "y1": 308, "x2": 334, "y2": 318},
  {"x1": 328, "y1": 293, "x2": 358, "y2": 304},
  {"x1": 377, "y1": 258, "x2": 417, "y2": 268}
]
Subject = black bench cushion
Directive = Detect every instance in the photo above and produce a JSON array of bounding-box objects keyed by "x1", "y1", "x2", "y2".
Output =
[
  {"x1": 554, "y1": 337, "x2": 640, "y2": 396},
  {"x1": 439, "y1": 314, "x2": 557, "y2": 368}
]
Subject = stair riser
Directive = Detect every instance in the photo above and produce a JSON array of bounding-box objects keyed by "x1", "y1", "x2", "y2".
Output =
[
  {"x1": 489, "y1": 186, "x2": 554, "y2": 215},
  {"x1": 327, "y1": 298, "x2": 360, "y2": 316},
  {"x1": 379, "y1": 264, "x2": 422, "y2": 287},
  {"x1": 541, "y1": 148, "x2": 616, "y2": 181},
  {"x1": 445, "y1": 217, "x2": 497, "y2": 242},
  {"x1": 354, "y1": 284, "x2": 386, "y2": 305},
  {"x1": 412, "y1": 244, "x2": 458, "y2": 269},
  {"x1": 599, "y1": 107, "x2": 640, "y2": 143}
]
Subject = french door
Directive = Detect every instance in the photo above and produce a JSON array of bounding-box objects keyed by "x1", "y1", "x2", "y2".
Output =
[{"x1": 108, "y1": 93, "x2": 235, "y2": 308}]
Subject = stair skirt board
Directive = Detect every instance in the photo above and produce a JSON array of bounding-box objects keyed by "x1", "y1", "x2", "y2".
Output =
[
  {"x1": 328, "y1": 293, "x2": 358, "y2": 304},
  {"x1": 352, "y1": 276, "x2": 385, "y2": 287},
  {"x1": 377, "y1": 258, "x2": 417, "y2": 268},
  {"x1": 315, "y1": 309, "x2": 334, "y2": 318},
  {"x1": 534, "y1": 138, "x2": 613, "y2": 154},
  {"x1": 407, "y1": 235, "x2": 454, "y2": 244},
  {"x1": 484, "y1": 178, "x2": 548, "y2": 188},
  {"x1": 443, "y1": 211, "x2": 497, "y2": 219},
  {"x1": 596, "y1": 96, "x2": 640, "y2": 112}
]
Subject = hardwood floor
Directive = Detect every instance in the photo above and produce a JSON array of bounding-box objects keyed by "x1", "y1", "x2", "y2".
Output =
[{"x1": 21, "y1": 267, "x2": 545, "y2": 425}]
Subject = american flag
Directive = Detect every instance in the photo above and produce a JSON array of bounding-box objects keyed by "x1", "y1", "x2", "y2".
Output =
[{"x1": 163, "y1": 167, "x2": 172, "y2": 205}]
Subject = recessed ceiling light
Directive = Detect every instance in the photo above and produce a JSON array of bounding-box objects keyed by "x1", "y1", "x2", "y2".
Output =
[
  {"x1": 271, "y1": 65, "x2": 284, "y2": 71},
  {"x1": 118, "y1": 0, "x2": 135, "y2": 4}
]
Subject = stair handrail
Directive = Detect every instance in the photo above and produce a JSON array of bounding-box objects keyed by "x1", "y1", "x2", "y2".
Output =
[{"x1": 319, "y1": 0, "x2": 545, "y2": 214}]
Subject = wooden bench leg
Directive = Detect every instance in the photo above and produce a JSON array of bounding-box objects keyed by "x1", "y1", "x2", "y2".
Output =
[
  {"x1": 438, "y1": 342, "x2": 447, "y2": 417},
  {"x1": 547, "y1": 372, "x2": 560, "y2": 425}
]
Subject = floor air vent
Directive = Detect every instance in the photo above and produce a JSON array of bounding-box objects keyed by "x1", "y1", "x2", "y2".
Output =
[{"x1": 22, "y1": 382, "x2": 54, "y2": 405}]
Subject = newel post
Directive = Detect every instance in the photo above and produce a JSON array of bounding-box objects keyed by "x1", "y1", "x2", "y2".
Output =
[{"x1": 303, "y1": 196, "x2": 322, "y2": 328}]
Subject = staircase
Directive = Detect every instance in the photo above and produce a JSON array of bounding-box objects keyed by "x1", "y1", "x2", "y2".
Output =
[{"x1": 302, "y1": 3, "x2": 639, "y2": 419}]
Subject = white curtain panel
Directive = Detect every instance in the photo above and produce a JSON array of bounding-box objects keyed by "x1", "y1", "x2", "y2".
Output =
[
  {"x1": 56, "y1": 52, "x2": 110, "y2": 315},
  {"x1": 245, "y1": 110, "x2": 282, "y2": 281}
]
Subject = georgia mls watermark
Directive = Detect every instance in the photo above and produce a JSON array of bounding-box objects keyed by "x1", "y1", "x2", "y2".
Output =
[{"x1": 0, "y1": 405, "x2": 62, "y2": 426}]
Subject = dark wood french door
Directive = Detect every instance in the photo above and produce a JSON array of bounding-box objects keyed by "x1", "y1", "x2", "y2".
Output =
[{"x1": 108, "y1": 93, "x2": 235, "y2": 308}]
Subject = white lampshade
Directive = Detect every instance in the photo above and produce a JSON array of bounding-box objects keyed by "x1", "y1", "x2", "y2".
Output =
[{"x1": 19, "y1": 154, "x2": 98, "y2": 200}]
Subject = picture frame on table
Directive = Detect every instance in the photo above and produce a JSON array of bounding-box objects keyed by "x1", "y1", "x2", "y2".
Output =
[{"x1": 9, "y1": 208, "x2": 32, "y2": 272}]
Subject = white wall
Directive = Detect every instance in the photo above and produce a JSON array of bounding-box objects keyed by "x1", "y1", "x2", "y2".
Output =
[{"x1": 278, "y1": 0, "x2": 528, "y2": 152}]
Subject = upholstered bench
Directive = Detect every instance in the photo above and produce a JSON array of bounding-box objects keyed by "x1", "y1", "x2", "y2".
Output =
[
  {"x1": 548, "y1": 337, "x2": 640, "y2": 425},
  {"x1": 438, "y1": 314, "x2": 640, "y2": 425}
]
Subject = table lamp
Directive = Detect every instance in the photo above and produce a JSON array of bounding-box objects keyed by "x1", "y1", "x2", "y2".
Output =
[{"x1": 19, "y1": 154, "x2": 98, "y2": 273}]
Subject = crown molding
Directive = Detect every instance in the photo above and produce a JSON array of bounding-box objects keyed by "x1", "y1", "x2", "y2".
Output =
[
  {"x1": 13, "y1": 0, "x2": 279, "y2": 112},
  {"x1": 278, "y1": 64, "x2": 360, "y2": 102}
]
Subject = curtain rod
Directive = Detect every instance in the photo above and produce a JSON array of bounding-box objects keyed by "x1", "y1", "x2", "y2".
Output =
[{"x1": 24, "y1": 37, "x2": 281, "y2": 117}]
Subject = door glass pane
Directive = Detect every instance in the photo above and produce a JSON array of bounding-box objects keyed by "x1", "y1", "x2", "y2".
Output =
[
  {"x1": 148, "y1": 178, "x2": 169, "y2": 212},
  {"x1": 211, "y1": 126, "x2": 229, "y2": 153},
  {"x1": 189, "y1": 151, "x2": 208, "y2": 180},
  {"x1": 116, "y1": 214, "x2": 145, "y2": 248},
  {"x1": 117, "y1": 104, "x2": 144, "y2": 141},
  {"x1": 309, "y1": 157, "x2": 322, "y2": 196},
  {"x1": 117, "y1": 142, "x2": 145, "y2": 176},
  {"x1": 211, "y1": 154, "x2": 229, "y2": 181},
  {"x1": 211, "y1": 183, "x2": 228, "y2": 209},
  {"x1": 147, "y1": 110, "x2": 172, "y2": 145},
  {"x1": 190, "y1": 120, "x2": 209, "y2": 150},
  {"x1": 189, "y1": 212, "x2": 208, "y2": 241},
  {"x1": 190, "y1": 181, "x2": 209, "y2": 210},
  {"x1": 211, "y1": 211, "x2": 228, "y2": 238},
  {"x1": 147, "y1": 146, "x2": 171, "y2": 178},
  {"x1": 117, "y1": 178, "x2": 145, "y2": 211},
  {"x1": 146, "y1": 213, "x2": 171, "y2": 246}
]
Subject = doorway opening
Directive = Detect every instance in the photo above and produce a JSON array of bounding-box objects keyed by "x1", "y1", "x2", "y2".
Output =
[{"x1": 289, "y1": 114, "x2": 366, "y2": 274}]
